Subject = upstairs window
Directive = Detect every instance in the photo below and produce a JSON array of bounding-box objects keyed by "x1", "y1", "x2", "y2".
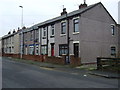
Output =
[
  {"x1": 51, "y1": 25, "x2": 54, "y2": 36},
  {"x1": 30, "y1": 31, "x2": 33, "y2": 41},
  {"x1": 61, "y1": 22, "x2": 66, "y2": 34},
  {"x1": 43, "y1": 27, "x2": 46, "y2": 37},
  {"x1": 25, "y1": 33, "x2": 27, "y2": 42},
  {"x1": 73, "y1": 19, "x2": 79, "y2": 33},
  {"x1": 35, "y1": 30, "x2": 39, "y2": 42},
  {"x1": 111, "y1": 25, "x2": 115, "y2": 35}
]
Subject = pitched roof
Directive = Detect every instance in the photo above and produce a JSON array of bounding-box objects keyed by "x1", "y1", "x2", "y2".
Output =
[
  {"x1": 23, "y1": 2, "x2": 101, "y2": 33},
  {"x1": 36, "y1": 2, "x2": 101, "y2": 27},
  {"x1": 23, "y1": 2, "x2": 116, "y2": 33}
]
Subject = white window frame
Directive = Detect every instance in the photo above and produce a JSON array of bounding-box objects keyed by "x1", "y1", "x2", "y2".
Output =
[
  {"x1": 41, "y1": 45, "x2": 47, "y2": 55},
  {"x1": 111, "y1": 24, "x2": 115, "y2": 36},
  {"x1": 43, "y1": 27, "x2": 46, "y2": 38},
  {"x1": 35, "y1": 45, "x2": 39, "y2": 55},
  {"x1": 60, "y1": 20, "x2": 66, "y2": 36},
  {"x1": 110, "y1": 46, "x2": 117, "y2": 57},
  {"x1": 73, "y1": 17, "x2": 80, "y2": 34},
  {"x1": 51, "y1": 24, "x2": 55, "y2": 36},
  {"x1": 29, "y1": 46, "x2": 34, "y2": 55}
]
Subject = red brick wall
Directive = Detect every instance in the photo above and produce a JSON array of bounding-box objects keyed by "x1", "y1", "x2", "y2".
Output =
[
  {"x1": 2, "y1": 53, "x2": 20, "y2": 58},
  {"x1": 22, "y1": 55, "x2": 44, "y2": 62},
  {"x1": 3, "y1": 53, "x2": 82, "y2": 66},
  {"x1": 45, "y1": 56, "x2": 65, "y2": 65},
  {"x1": 70, "y1": 55, "x2": 81, "y2": 66}
]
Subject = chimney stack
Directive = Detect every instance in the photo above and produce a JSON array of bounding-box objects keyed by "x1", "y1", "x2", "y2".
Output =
[
  {"x1": 79, "y1": 0, "x2": 87, "y2": 9},
  {"x1": 13, "y1": 29, "x2": 16, "y2": 33},
  {"x1": 8, "y1": 31, "x2": 11, "y2": 34},
  {"x1": 61, "y1": 8, "x2": 67, "y2": 16}
]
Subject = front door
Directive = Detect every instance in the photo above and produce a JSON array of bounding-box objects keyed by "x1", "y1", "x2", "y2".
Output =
[
  {"x1": 51, "y1": 43, "x2": 54, "y2": 56},
  {"x1": 74, "y1": 43, "x2": 79, "y2": 57}
]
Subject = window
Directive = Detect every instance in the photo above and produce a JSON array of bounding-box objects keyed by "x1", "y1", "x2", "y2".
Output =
[
  {"x1": 73, "y1": 19, "x2": 79, "y2": 33},
  {"x1": 29, "y1": 46, "x2": 34, "y2": 55},
  {"x1": 41, "y1": 45, "x2": 47, "y2": 55},
  {"x1": 12, "y1": 36, "x2": 14, "y2": 44},
  {"x1": 111, "y1": 47, "x2": 116, "y2": 57},
  {"x1": 12, "y1": 46, "x2": 14, "y2": 53},
  {"x1": 74, "y1": 43, "x2": 79, "y2": 57},
  {"x1": 59, "y1": 44, "x2": 68, "y2": 56},
  {"x1": 9, "y1": 47, "x2": 11, "y2": 53},
  {"x1": 30, "y1": 31, "x2": 33, "y2": 41},
  {"x1": 25, "y1": 33, "x2": 27, "y2": 42},
  {"x1": 9, "y1": 37, "x2": 11, "y2": 44},
  {"x1": 35, "y1": 45, "x2": 39, "y2": 55},
  {"x1": 61, "y1": 22, "x2": 66, "y2": 34},
  {"x1": 43, "y1": 27, "x2": 46, "y2": 37},
  {"x1": 111, "y1": 25, "x2": 115, "y2": 35},
  {"x1": 51, "y1": 25, "x2": 54, "y2": 36},
  {"x1": 35, "y1": 30, "x2": 39, "y2": 42}
]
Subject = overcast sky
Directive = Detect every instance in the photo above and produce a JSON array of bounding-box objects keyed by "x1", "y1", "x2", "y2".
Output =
[{"x1": 0, "y1": 0, "x2": 119, "y2": 37}]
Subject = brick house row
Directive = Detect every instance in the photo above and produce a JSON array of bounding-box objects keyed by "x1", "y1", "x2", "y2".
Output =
[
  {"x1": 1, "y1": 2, "x2": 120, "y2": 64},
  {"x1": 2, "y1": 30, "x2": 20, "y2": 55}
]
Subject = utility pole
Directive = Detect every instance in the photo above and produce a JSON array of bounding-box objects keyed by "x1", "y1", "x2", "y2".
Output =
[
  {"x1": 19, "y1": 6, "x2": 23, "y2": 58},
  {"x1": 65, "y1": 10, "x2": 70, "y2": 64}
]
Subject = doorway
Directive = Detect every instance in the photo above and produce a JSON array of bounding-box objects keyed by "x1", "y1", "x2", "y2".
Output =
[{"x1": 74, "y1": 43, "x2": 79, "y2": 57}]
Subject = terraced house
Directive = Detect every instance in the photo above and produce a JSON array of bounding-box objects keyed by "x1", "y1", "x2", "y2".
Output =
[
  {"x1": 2, "y1": 30, "x2": 20, "y2": 56},
  {"x1": 2, "y1": 2, "x2": 120, "y2": 65}
]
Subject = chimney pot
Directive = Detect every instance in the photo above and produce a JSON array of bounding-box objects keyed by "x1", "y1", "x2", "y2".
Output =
[{"x1": 61, "y1": 8, "x2": 67, "y2": 16}]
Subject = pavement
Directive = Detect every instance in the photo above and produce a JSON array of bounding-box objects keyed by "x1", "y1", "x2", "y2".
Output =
[{"x1": 5, "y1": 57, "x2": 120, "y2": 79}]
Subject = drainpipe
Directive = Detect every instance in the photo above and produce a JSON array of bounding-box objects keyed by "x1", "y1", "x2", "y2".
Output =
[
  {"x1": 33, "y1": 29, "x2": 35, "y2": 55},
  {"x1": 47, "y1": 26, "x2": 48, "y2": 55},
  {"x1": 66, "y1": 13, "x2": 70, "y2": 63},
  {"x1": 33, "y1": 26, "x2": 38, "y2": 55}
]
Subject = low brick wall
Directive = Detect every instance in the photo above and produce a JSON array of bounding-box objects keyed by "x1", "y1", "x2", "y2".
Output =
[
  {"x1": 70, "y1": 55, "x2": 81, "y2": 66},
  {"x1": 22, "y1": 55, "x2": 44, "y2": 62},
  {"x1": 0, "y1": 53, "x2": 2, "y2": 57},
  {"x1": 45, "y1": 56, "x2": 65, "y2": 65},
  {"x1": 2, "y1": 53, "x2": 44, "y2": 62},
  {"x1": 3, "y1": 53, "x2": 82, "y2": 66},
  {"x1": 2, "y1": 53, "x2": 20, "y2": 58}
]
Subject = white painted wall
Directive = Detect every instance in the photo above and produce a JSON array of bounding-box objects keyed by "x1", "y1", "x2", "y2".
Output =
[
  {"x1": 41, "y1": 27, "x2": 47, "y2": 45},
  {"x1": 48, "y1": 25, "x2": 55, "y2": 56}
]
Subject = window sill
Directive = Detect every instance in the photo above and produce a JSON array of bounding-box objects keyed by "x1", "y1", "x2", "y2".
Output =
[
  {"x1": 112, "y1": 35, "x2": 115, "y2": 36},
  {"x1": 73, "y1": 32, "x2": 79, "y2": 35},
  {"x1": 50, "y1": 35, "x2": 55, "y2": 38},
  {"x1": 42, "y1": 37, "x2": 46, "y2": 39},
  {"x1": 60, "y1": 34, "x2": 66, "y2": 36}
]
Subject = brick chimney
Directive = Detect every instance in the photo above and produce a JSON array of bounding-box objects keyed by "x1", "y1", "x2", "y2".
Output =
[
  {"x1": 13, "y1": 29, "x2": 16, "y2": 33},
  {"x1": 61, "y1": 8, "x2": 67, "y2": 16},
  {"x1": 8, "y1": 31, "x2": 11, "y2": 34},
  {"x1": 79, "y1": 0, "x2": 87, "y2": 9}
]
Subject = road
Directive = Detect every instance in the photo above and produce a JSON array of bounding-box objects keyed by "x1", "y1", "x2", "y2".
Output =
[{"x1": 2, "y1": 57, "x2": 119, "y2": 88}]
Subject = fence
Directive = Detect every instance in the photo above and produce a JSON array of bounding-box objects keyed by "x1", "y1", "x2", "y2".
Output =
[{"x1": 97, "y1": 57, "x2": 120, "y2": 70}]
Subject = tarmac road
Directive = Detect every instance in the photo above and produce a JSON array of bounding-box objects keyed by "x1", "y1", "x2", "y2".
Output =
[{"x1": 2, "y1": 57, "x2": 119, "y2": 88}]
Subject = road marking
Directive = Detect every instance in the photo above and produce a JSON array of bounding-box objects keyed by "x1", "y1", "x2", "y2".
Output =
[
  {"x1": 71, "y1": 73, "x2": 79, "y2": 75},
  {"x1": 40, "y1": 67, "x2": 54, "y2": 71}
]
